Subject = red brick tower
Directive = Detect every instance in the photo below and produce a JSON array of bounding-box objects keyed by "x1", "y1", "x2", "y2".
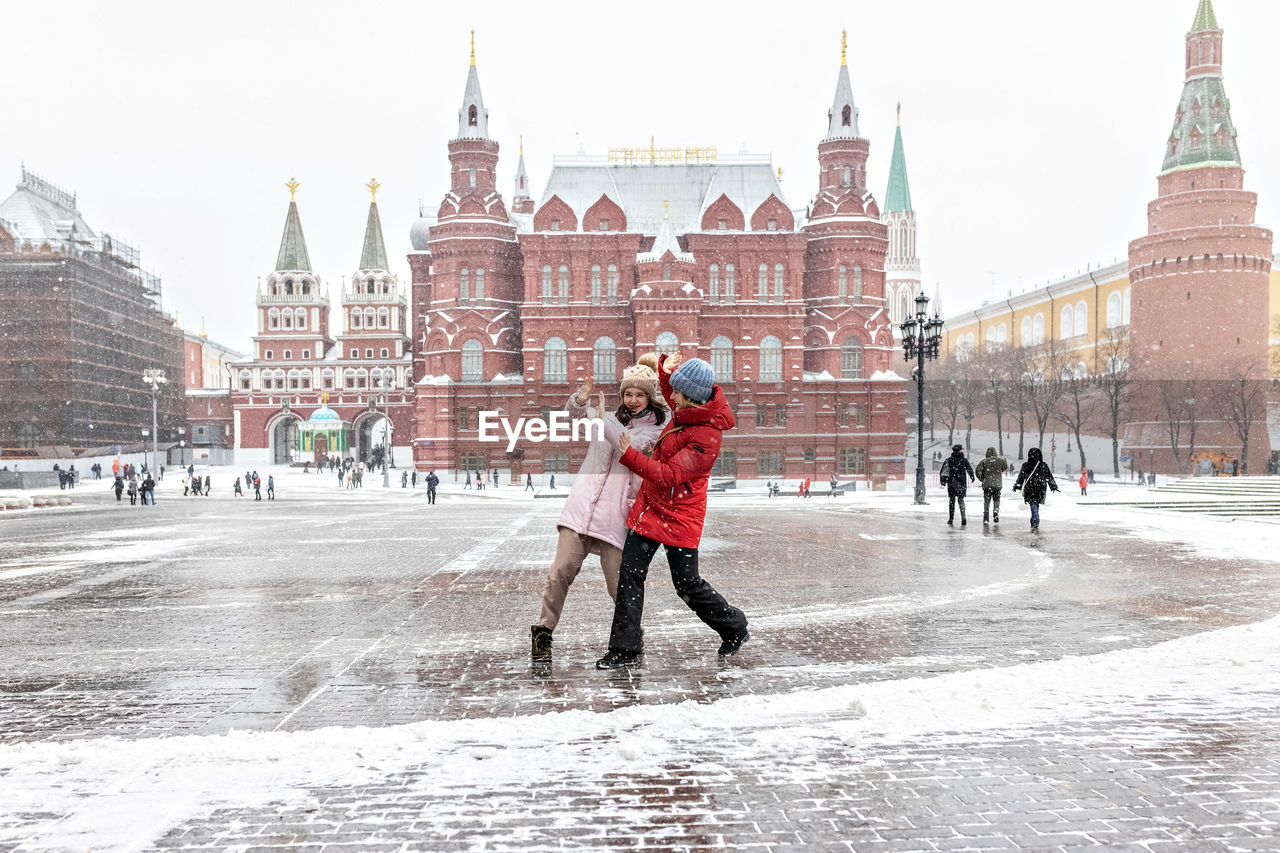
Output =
[
  {"x1": 1128, "y1": 0, "x2": 1273, "y2": 378},
  {"x1": 411, "y1": 33, "x2": 524, "y2": 473}
]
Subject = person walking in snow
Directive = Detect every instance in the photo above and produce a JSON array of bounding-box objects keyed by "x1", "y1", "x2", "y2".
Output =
[
  {"x1": 531, "y1": 355, "x2": 667, "y2": 662},
  {"x1": 974, "y1": 447, "x2": 1008, "y2": 525},
  {"x1": 525, "y1": 472, "x2": 533, "y2": 491},
  {"x1": 127, "y1": 473, "x2": 138, "y2": 506},
  {"x1": 1078, "y1": 469, "x2": 1089, "y2": 496},
  {"x1": 597, "y1": 352, "x2": 750, "y2": 670},
  {"x1": 464, "y1": 471, "x2": 471, "y2": 490},
  {"x1": 113, "y1": 474, "x2": 125, "y2": 502},
  {"x1": 940, "y1": 444, "x2": 976, "y2": 526},
  {"x1": 1013, "y1": 447, "x2": 1059, "y2": 532},
  {"x1": 234, "y1": 477, "x2": 243, "y2": 497},
  {"x1": 253, "y1": 473, "x2": 262, "y2": 501},
  {"x1": 267, "y1": 475, "x2": 275, "y2": 500},
  {"x1": 426, "y1": 471, "x2": 439, "y2": 504}
]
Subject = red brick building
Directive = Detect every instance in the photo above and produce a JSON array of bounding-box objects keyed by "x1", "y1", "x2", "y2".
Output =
[
  {"x1": 409, "y1": 42, "x2": 907, "y2": 483},
  {"x1": 228, "y1": 183, "x2": 413, "y2": 467}
]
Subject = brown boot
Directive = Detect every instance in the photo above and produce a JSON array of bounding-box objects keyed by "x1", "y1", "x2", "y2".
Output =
[{"x1": 531, "y1": 625, "x2": 553, "y2": 661}]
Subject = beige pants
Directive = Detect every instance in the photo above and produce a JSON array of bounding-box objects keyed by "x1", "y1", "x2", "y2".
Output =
[{"x1": 537, "y1": 527, "x2": 622, "y2": 630}]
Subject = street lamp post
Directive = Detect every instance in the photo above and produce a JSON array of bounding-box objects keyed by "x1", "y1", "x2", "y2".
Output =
[
  {"x1": 900, "y1": 292, "x2": 945, "y2": 505},
  {"x1": 376, "y1": 375, "x2": 391, "y2": 488},
  {"x1": 142, "y1": 369, "x2": 167, "y2": 478}
]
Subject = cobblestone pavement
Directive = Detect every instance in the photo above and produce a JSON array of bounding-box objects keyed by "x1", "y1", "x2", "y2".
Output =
[{"x1": 0, "y1": 475, "x2": 1277, "y2": 851}]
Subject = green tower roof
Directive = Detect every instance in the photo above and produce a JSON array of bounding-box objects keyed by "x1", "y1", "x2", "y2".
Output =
[
  {"x1": 275, "y1": 200, "x2": 312, "y2": 272},
  {"x1": 884, "y1": 120, "x2": 913, "y2": 213},
  {"x1": 1191, "y1": 0, "x2": 1218, "y2": 32},
  {"x1": 358, "y1": 200, "x2": 389, "y2": 271}
]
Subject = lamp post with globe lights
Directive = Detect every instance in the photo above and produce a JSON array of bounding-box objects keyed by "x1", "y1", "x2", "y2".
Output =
[
  {"x1": 142, "y1": 369, "x2": 167, "y2": 478},
  {"x1": 900, "y1": 292, "x2": 945, "y2": 505}
]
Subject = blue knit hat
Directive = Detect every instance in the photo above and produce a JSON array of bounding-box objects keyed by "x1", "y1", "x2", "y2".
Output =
[{"x1": 669, "y1": 358, "x2": 714, "y2": 403}]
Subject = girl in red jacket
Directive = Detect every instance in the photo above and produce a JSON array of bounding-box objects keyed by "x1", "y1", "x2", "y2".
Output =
[{"x1": 595, "y1": 352, "x2": 750, "y2": 670}]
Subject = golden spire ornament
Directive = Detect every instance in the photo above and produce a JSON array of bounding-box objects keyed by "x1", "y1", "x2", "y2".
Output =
[
  {"x1": 897, "y1": 102, "x2": 901, "y2": 126},
  {"x1": 366, "y1": 178, "x2": 380, "y2": 202},
  {"x1": 841, "y1": 29, "x2": 847, "y2": 66},
  {"x1": 286, "y1": 178, "x2": 300, "y2": 201},
  {"x1": 663, "y1": 199, "x2": 669, "y2": 220},
  {"x1": 470, "y1": 29, "x2": 476, "y2": 66}
]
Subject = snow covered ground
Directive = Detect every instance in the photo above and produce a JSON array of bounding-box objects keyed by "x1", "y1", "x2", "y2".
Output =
[{"x1": 0, "y1": 464, "x2": 1277, "y2": 850}]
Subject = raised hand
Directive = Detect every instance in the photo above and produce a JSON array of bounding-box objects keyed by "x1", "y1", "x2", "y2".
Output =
[
  {"x1": 618, "y1": 432, "x2": 631, "y2": 452},
  {"x1": 574, "y1": 376, "x2": 595, "y2": 405},
  {"x1": 663, "y1": 351, "x2": 683, "y2": 374},
  {"x1": 597, "y1": 391, "x2": 606, "y2": 415}
]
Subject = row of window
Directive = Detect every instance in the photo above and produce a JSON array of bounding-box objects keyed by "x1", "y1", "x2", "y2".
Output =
[
  {"x1": 240, "y1": 367, "x2": 397, "y2": 391},
  {"x1": 260, "y1": 346, "x2": 392, "y2": 361},
  {"x1": 956, "y1": 290, "x2": 1134, "y2": 359},
  {"x1": 267, "y1": 308, "x2": 309, "y2": 331},
  {"x1": 349, "y1": 307, "x2": 393, "y2": 329},
  {"x1": 457, "y1": 335, "x2": 865, "y2": 383},
  {"x1": 540, "y1": 264, "x2": 620, "y2": 305},
  {"x1": 266, "y1": 275, "x2": 315, "y2": 296}
]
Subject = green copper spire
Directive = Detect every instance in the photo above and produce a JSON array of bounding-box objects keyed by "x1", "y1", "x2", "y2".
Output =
[
  {"x1": 884, "y1": 107, "x2": 913, "y2": 213},
  {"x1": 275, "y1": 193, "x2": 312, "y2": 272},
  {"x1": 359, "y1": 198, "x2": 389, "y2": 272},
  {"x1": 1191, "y1": 0, "x2": 1218, "y2": 32}
]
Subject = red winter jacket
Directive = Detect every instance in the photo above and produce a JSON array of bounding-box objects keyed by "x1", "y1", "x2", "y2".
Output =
[{"x1": 619, "y1": 354, "x2": 735, "y2": 548}]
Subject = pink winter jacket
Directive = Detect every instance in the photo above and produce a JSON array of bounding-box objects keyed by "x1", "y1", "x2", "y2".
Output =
[{"x1": 557, "y1": 393, "x2": 663, "y2": 551}]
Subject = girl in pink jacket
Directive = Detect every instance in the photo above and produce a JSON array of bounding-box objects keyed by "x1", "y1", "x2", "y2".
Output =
[{"x1": 531, "y1": 355, "x2": 666, "y2": 660}]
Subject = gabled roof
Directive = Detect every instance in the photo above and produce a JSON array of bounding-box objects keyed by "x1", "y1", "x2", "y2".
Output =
[
  {"x1": 1191, "y1": 0, "x2": 1219, "y2": 32},
  {"x1": 637, "y1": 215, "x2": 694, "y2": 263},
  {"x1": 275, "y1": 200, "x2": 312, "y2": 272},
  {"x1": 0, "y1": 168, "x2": 96, "y2": 246},
  {"x1": 884, "y1": 120, "x2": 913, "y2": 213},
  {"x1": 358, "y1": 201, "x2": 389, "y2": 271},
  {"x1": 538, "y1": 160, "x2": 787, "y2": 234}
]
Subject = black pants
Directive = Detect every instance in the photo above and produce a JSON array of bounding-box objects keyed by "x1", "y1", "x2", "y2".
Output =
[
  {"x1": 983, "y1": 487, "x2": 1001, "y2": 521},
  {"x1": 948, "y1": 493, "x2": 967, "y2": 522},
  {"x1": 427, "y1": 487, "x2": 436, "y2": 504},
  {"x1": 607, "y1": 530, "x2": 748, "y2": 653}
]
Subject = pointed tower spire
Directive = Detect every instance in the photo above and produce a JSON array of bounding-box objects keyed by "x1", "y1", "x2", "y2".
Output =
[
  {"x1": 457, "y1": 30, "x2": 490, "y2": 139},
  {"x1": 275, "y1": 178, "x2": 312, "y2": 272},
  {"x1": 885, "y1": 106, "x2": 913, "y2": 213},
  {"x1": 826, "y1": 31, "x2": 860, "y2": 139},
  {"x1": 1192, "y1": 0, "x2": 1218, "y2": 31},
  {"x1": 513, "y1": 135, "x2": 533, "y2": 213},
  {"x1": 1164, "y1": 0, "x2": 1235, "y2": 174},
  {"x1": 359, "y1": 179, "x2": 390, "y2": 271}
]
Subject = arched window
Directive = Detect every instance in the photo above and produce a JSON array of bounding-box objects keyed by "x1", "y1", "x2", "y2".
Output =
[
  {"x1": 1021, "y1": 316, "x2": 1032, "y2": 345},
  {"x1": 592, "y1": 336, "x2": 616, "y2": 382},
  {"x1": 541, "y1": 265, "x2": 552, "y2": 302},
  {"x1": 281, "y1": 310, "x2": 293, "y2": 329},
  {"x1": 757, "y1": 264, "x2": 768, "y2": 302},
  {"x1": 607, "y1": 264, "x2": 619, "y2": 303},
  {"x1": 475, "y1": 269, "x2": 484, "y2": 302},
  {"x1": 1106, "y1": 292, "x2": 1122, "y2": 328},
  {"x1": 544, "y1": 337, "x2": 568, "y2": 383},
  {"x1": 1074, "y1": 301, "x2": 1087, "y2": 337},
  {"x1": 287, "y1": 369, "x2": 302, "y2": 390},
  {"x1": 842, "y1": 104, "x2": 851, "y2": 127},
  {"x1": 1075, "y1": 361, "x2": 1088, "y2": 380},
  {"x1": 853, "y1": 266, "x2": 863, "y2": 301},
  {"x1": 355, "y1": 368, "x2": 368, "y2": 389},
  {"x1": 351, "y1": 309, "x2": 362, "y2": 329},
  {"x1": 838, "y1": 265, "x2": 848, "y2": 300},
  {"x1": 774, "y1": 263, "x2": 785, "y2": 301},
  {"x1": 997, "y1": 324, "x2": 1008, "y2": 345},
  {"x1": 1060, "y1": 305, "x2": 1074, "y2": 339},
  {"x1": 725, "y1": 264, "x2": 736, "y2": 302},
  {"x1": 344, "y1": 368, "x2": 358, "y2": 389},
  {"x1": 16, "y1": 422, "x2": 38, "y2": 448},
  {"x1": 240, "y1": 370, "x2": 252, "y2": 390},
  {"x1": 841, "y1": 338, "x2": 863, "y2": 379},
  {"x1": 1122, "y1": 288, "x2": 1131, "y2": 325},
  {"x1": 711, "y1": 335, "x2": 734, "y2": 380},
  {"x1": 1033, "y1": 313, "x2": 1045, "y2": 344},
  {"x1": 468, "y1": 104, "x2": 478, "y2": 126},
  {"x1": 708, "y1": 263, "x2": 720, "y2": 303},
  {"x1": 295, "y1": 308, "x2": 307, "y2": 330},
  {"x1": 268, "y1": 308, "x2": 280, "y2": 330},
  {"x1": 759, "y1": 335, "x2": 782, "y2": 382},
  {"x1": 461, "y1": 339, "x2": 483, "y2": 382},
  {"x1": 364, "y1": 307, "x2": 376, "y2": 328},
  {"x1": 590, "y1": 264, "x2": 601, "y2": 304},
  {"x1": 321, "y1": 368, "x2": 334, "y2": 389},
  {"x1": 460, "y1": 267, "x2": 470, "y2": 303},
  {"x1": 377, "y1": 307, "x2": 389, "y2": 328},
  {"x1": 558, "y1": 265, "x2": 569, "y2": 304},
  {"x1": 656, "y1": 331, "x2": 679, "y2": 356}
]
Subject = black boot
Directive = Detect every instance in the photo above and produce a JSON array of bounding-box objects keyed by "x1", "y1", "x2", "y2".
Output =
[
  {"x1": 718, "y1": 628, "x2": 750, "y2": 656},
  {"x1": 596, "y1": 649, "x2": 640, "y2": 670},
  {"x1": 531, "y1": 625, "x2": 552, "y2": 661}
]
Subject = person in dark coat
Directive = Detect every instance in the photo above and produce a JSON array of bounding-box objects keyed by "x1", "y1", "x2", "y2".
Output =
[
  {"x1": 113, "y1": 475, "x2": 125, "y2": 502},
  {"x1": 426, "y1": 471, "x2": 439, "y2": 504},
  {"x1": 940, "y1": 444, "x2": 976, "y2": 526},
  {"x1": 974, "y1": 447, "x2": 1009, "y2": 524},
  {"x1": 267, "y1": 475, "x2": 275, "y2": 500},
  {"x1": 597, "y1": 353, "x2": 749, "y2": 669},
  {"x1": 1013, "y1": 447, "x2": 1059, "y2": 532},
  {"x1": 525, "y1": 472, "x2": 533, "y2": 491},
  {"x1": 234, "y1": 477, "x2": 243, "y2": 497}
]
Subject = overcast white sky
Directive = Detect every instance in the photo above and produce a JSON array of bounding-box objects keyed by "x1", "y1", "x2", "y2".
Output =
[{"x1": 3, "y1": 0, "x2": 1276, "y2": 351}]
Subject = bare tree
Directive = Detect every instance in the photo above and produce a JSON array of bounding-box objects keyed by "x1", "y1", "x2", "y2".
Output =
[
  {"x1": 978, "y1": 347, "x2": 1009, "y2": 456},
  {"x1": 928, "y1": 359, "x2": 964, "y2": 448},
  {"x1": 1055, "y1": 361, "x2": 1100, "y2": 474},
  {"x1": 1000, "y1": 345, "x2": 1036, "y2": 461},
  {"x1": 1026, "y1": 343, "x2": 1070, "y2": 454},
  {"x1": 1094, "y1": 331, "x2": 1134, "y2": 478},
  {"x1": 1212, "y1": 362, "x2": 1268, "y2": 476},
  {"x1": 956, "y1": 374, "x2": 983, "y2": 454},
  {"x1": 1151, "y1": 369, "x2": 1206, "y2": 476}
]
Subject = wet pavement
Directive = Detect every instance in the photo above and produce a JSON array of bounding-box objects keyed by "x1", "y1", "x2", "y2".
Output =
[{"x1": 0, "y1": 474, "x2": 1278, "y2": 851}]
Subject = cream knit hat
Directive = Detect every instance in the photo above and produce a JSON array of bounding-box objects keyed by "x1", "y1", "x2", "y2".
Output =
[{"x1": 618, "y1": 353, "x2": 666, "y2": 410}]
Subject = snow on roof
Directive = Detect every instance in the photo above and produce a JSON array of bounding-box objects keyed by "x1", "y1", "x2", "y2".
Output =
[
  {"x1": 0, "y1": 170, "x2": 96, "y2": 246},
  {"x1": 538, "y1": 159, "x2": 787, "y2": 234}
]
